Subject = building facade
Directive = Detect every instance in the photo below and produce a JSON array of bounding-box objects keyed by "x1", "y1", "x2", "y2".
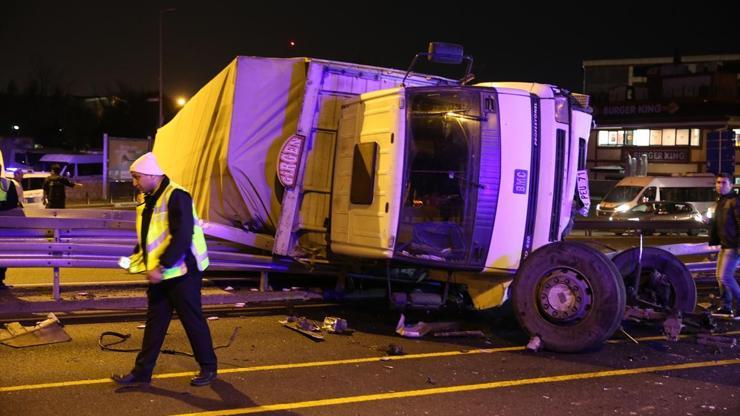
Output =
[{"x1": 583, "y1": 54, "x2": 740, "y2": 179}]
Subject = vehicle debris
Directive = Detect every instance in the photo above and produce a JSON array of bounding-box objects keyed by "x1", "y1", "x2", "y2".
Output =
[
  {"x1": 321, "y1": 316, "x2": 350, "y2": 334},
  {"x1": 526, "y1": 336, "x2": 542, "y2": 352},
  {"x1": 395, "y1": 313, "x2": 459, "y2": 338},
  {"x1": 279, "y1": 316, "x2": 324, "y2": 341},
  {"x1": 386, "y1": 343, "x2": 405, "y2": 356},
  {"x1": 432, "y1": 330, "x2": 486, "y2": 338},
  {"x1": 662, "y1": 313, "x2": 684, "y2": 341},
  {"x1": 0, "y1": 313, "x2": 71, "y2": 348}
]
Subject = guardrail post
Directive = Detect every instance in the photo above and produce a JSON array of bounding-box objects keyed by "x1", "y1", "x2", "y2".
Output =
[
  {"x1": 53, "y1": 228, "x2": 61, "y2": 301},
  {"x1": 53, "y1": 267, "x2": 61, "y2": 301},
  {"x1": 259, "y1": 271, "x2": 270, "y2": 292}
]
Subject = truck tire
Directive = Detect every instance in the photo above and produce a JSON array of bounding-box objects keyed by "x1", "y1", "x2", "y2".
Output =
[
  {"x1": 611, "y1": 247, "x2": 696, "y2": 313},
  {"x1": 511, "y1": 242, "x2": 626, "y2": 353}
]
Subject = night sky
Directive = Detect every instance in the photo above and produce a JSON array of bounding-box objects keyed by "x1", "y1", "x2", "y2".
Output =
[{"x1": 1, "y1": 1, "x2": 737, "y2": 98}]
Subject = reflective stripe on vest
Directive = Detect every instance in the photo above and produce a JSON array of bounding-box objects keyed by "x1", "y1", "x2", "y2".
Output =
[{"x1": 130, "y1": 180, "x2": 209, "y2": 279}]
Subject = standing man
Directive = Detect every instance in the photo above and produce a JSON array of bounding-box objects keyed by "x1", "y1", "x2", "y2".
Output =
[
  {"x1": 112, "y1": 152, "x2": 217, "y2": 386},
  {"x1": 42, "y1": 164, "x2": 81, "y2": 209},
  {"x1": 708, "y1": 173, "x2": 740, "y2": 319}
]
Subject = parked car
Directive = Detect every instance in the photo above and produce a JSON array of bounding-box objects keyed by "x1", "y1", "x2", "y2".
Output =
[{"x1": 609, "y1": 201, "x2": 706, "y2": 236}]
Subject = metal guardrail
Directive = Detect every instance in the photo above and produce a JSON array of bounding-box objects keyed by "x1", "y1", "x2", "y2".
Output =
[
  {"x1": 574, "y1": 217, "x2": 707, "y2": 235},
  {"x1": 0, "y1": 209, "x2": 292, "y2": 300}
]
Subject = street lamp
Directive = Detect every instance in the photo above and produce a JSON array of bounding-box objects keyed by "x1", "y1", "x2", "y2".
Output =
[{"x1": 159, "y1": 7, "x2": 176, "y2": 128}]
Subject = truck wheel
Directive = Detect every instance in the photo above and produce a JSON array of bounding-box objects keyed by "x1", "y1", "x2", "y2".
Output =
[
  {"x1": 611, "y1": 247, "x2": 696, "y2": 313},
  {"x1": 511, "y1": 242, "x2": 625, "y2": 353}
]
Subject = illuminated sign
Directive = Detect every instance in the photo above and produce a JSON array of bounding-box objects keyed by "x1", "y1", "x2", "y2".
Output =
[{"x1": 277, "y1": 134, "x2": 305, "y2": 188}]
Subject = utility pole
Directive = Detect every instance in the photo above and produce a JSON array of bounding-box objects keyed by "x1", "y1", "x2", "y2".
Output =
[{"x1": 159, "y1": 8, "x2": 176, "y2": 128}]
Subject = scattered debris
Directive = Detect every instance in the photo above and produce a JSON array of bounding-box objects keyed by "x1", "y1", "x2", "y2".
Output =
[
  {"x1": 426, "y1": 376, "x2": 436, "y2": 385},
  {"x1": 321, "y1": 317, "x2": 350, "y2": 334},
  {"x1": 432, "y1": 330, "x2": 486, "y2": 338},
  {"x1": 696, "y1": 333, "x2": 736, "y2": 349},
  {"x1": 279, "y1": 316, "x2": 324, "y2": 341},
  {"x1": 0, "y1": 313, "x2": 71, "y2": 348},
  {"x1": 207, "y1": 316, "x2": 219, "y2": 321},
  {"x1": 619, "y1": 326, "x2": 639, "y2": 344},
  {"x1": 136, "y1": 324, "x2": 146, "y2": 329},
  {"x1": 234, "y1": 302, "x2": 246, "y2": 308},
  {"x1": 386, "y1": 343, "x2": 405, "y2": 356},
  {"x1": 223, "y1": 286, "x2": 234, "y2": 292},
  {"x1": 662, "y1": 313, "x2": 684, "y2": 341},
  {"x1": 526, "y1": 335, "x2": 542, "y2": 352},
  {"x1": 395, "y1": 314, "x2": 459, "y2": 338}
]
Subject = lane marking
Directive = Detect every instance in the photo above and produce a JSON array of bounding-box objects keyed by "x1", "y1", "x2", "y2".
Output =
[
  {"x1": 172, "y1": 358, "x2": 740, "y2": 416},
  {"x1": 1, "y1": 331, "x2": 737, "y2": 393}
]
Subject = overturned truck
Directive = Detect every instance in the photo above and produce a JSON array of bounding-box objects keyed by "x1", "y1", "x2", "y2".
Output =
[{"x1": 153, "y1": 44, "x2": 696, "y2": 352}]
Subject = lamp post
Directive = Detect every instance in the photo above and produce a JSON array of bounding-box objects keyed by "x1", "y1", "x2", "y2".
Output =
[{"x1": 158, "y1": 7, "x2": 176, "y2": 128}]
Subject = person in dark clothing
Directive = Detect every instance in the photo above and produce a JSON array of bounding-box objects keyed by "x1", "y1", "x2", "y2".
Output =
[
  {"x1": 112, "y1": 152, "x2": 216, "y2": 387},
  {"x1": 42, "y1": 164, "x2": 81, "y2": 208},
  {"x1": 708, "y1": 173, "x2": 740, "y2": 319}
]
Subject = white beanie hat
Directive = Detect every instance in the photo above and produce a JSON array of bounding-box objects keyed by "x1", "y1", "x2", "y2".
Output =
[{"x1": 130, "y1": 152, "x2": 164, "y2": 175}]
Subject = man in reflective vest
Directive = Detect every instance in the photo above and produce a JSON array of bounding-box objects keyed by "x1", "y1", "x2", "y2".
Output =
[
  {"x1": 112, "y1": 152, "x2": 217, "y2": 387},
  {"x1": 0, "y1": 155, "x2": 23, "y2": 289}
]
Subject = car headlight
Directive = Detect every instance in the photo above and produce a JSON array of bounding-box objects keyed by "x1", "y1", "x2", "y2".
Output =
[
  {"x1": 706, "y1": 207, "x2": 714, "y2": 219},
  {"x1": 615, "y1": 203, "x2": 631, "y2": 213},
  {"x1": 596, "y1": 203, "x2": 601, "y2": 210},
  {"x1": 693, "y1": 213, "x2": 704, "y2": 223}
]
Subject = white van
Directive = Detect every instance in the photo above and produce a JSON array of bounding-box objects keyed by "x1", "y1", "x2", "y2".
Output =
[
  {"x1": 38, "y1": 153, "x2": 103, "y2": 178},
  {"x1": 596, "y1": 175, "x2": 716, "y2": 217},
  {"x1": 16, "y1": 171, "x2": 50, "y2": 207}
]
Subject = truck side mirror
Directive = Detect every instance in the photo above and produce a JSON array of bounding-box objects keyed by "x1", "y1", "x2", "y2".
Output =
[{"x1": 401, "y1": 42, "x2": 474, "y2": 87}]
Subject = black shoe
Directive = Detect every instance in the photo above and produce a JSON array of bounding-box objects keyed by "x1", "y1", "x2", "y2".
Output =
[
  {"x1": 190, "y1": 369, "x2": 217, "y2": 386},
  {"x1": 112, "y1": 373, "x2": 151, "y2": 386}
]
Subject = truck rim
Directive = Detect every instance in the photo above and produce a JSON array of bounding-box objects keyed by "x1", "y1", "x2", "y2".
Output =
[{"x1": 536, "y1": 267, "x2": 593, "y2": 324}]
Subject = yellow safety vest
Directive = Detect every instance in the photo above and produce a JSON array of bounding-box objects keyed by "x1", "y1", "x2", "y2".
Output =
[{"x1": 128, "y1": 180, "x2": 209, "y2": 280}]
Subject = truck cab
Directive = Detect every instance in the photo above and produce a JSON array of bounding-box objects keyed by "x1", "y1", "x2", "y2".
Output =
[{"x1": 330, "y1": 83, "x2": 592, "y2": 273}]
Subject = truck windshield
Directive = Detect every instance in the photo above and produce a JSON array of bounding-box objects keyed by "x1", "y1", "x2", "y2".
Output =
[
  {"x1": 602, "y1": 186, "x2": 643, "y2": 203},
  {"x1": 396, "y1": 89, "x2": 481, "y2": 265}
]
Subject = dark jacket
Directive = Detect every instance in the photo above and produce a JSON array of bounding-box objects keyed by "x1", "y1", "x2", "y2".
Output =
[
  {"x1": 709, "y1": 192, "x2": 740, "y2": 248},
  {"x1": 43, "y1": 174, "x2": 75, "y2": 208}
]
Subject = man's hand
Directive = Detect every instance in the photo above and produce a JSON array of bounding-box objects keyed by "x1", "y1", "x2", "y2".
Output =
[{"x1": 146, "y1": 266, "x2": 164, "y2": 284}]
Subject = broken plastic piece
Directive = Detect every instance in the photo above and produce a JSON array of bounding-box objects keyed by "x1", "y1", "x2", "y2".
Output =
[
  {"x1": 395, "y1": 313, "x2": 459, "y2": 338},
  {"x1": 321, "y1": 317, "x2": 349, "y2": 333},
  {"x1": 0, "y1": 313, "x2": 71, "y2": 348},
  {"x1": 526, "y1": 335, "x2": 542, "y2": 352}
]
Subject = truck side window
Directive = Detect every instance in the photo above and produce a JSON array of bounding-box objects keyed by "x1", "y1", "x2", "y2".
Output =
[{"x1": 350, "y1": 142, "x2": 378, "y2": 205}]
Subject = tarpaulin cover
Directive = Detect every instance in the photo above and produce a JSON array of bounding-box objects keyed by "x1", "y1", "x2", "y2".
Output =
[{"x1": 153, "y1": 57, "x2": 307, "y2": 234}]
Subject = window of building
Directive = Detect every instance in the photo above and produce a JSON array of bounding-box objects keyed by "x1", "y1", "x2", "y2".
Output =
[
  {"x1": 597, "y1": 128, "x2": 701, "y2": 148},
  {"x1": 691, "y1": 129, "x2": 701, "y2": 146},
  {"x1": 662, "y1": 129, "x2": 676, "y2": 146},
  {"x1": 675, "y1": 129, "x2": 690, "y2": 146}
]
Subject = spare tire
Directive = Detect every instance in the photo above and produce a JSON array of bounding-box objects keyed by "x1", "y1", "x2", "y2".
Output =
[
  {"x1": 611, "y1": 247, "x2": 696, "y2": 313},
  {"x1": 511, "y1": 242, "x2": 626, "y2": 353}
]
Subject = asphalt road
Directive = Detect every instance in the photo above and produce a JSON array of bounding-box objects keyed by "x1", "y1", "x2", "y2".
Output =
[{"x1": 1, "y1": 302, "x2": 738, "y2": 416}]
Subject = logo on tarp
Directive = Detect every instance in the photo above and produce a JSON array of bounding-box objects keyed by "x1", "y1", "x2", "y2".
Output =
[{"x1": 277, "y1": 134, "x2": 305, "y2": 188}]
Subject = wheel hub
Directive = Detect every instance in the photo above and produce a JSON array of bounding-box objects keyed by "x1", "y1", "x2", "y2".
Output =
[{"x1": 537, "y1": 268, "x2": 593, "y2": 323}]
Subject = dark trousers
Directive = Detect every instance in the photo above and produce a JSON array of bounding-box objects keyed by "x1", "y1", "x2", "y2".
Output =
[{"x1": 133, "y1": 269, "x2": 217, "y2": 378}]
